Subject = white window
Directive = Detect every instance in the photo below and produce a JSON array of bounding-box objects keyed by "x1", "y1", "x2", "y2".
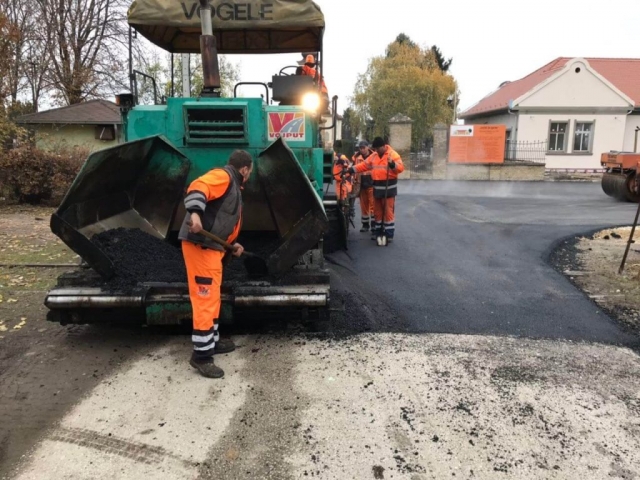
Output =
[
  {"x1": 573, "y1": 122, "x2": 594, "y2": 153},
  {"x1": 548, "y1": 122, "x2": 567, "y2": 152}
]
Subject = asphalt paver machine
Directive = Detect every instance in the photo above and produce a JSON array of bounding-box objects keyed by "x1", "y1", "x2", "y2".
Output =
[{"x1": 45, "y1": 0, "x2": 348, "y2": 325}]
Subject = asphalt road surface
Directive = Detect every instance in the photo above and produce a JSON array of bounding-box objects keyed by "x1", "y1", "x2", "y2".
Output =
[
  {"x1": 3, "y1": 181, "x2": 640, "y2": 480},
  {"x1": 342, "y1": 181, "x2": 640, "y2": 345}
]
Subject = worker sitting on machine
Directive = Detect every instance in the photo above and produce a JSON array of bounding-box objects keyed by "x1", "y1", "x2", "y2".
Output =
[{"x1": 296, "y1": 54, "x2": 329, "y2": 112}]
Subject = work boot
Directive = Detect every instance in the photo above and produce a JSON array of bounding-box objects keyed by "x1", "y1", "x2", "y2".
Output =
[
  {"x1": 190, "y1": 354, "x2": 224, "y2": 379},
  {"x1": 360, "y1": 223, "x2": 369, "y2": 233},
  {"x1": 214, "y1": 338, "x2": 236, "y2": 354}
]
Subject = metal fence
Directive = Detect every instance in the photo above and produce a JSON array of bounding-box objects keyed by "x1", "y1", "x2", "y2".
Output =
[
  {"x1": 405, "y1": 151, "x2": 433, "y2": 179},
  {"x1": 504, "y1": 140, "x2": 547, "y2": 164}
]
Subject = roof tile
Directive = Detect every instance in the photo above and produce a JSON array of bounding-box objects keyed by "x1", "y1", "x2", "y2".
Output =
[
  {"x1": 461, "y1": 57, "x2": 640, "y2": 118},
  {"x1": 16, "y1": 99, "x2": 121, "y2": 125}
]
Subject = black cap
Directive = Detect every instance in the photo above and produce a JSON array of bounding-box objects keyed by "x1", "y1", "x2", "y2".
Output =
[
  {"x1": 358, "y1": 140, "x2": 369, "y2": 148},
  {"x1": 371, "y1": 137, "x2": 385, "y2": 148}
]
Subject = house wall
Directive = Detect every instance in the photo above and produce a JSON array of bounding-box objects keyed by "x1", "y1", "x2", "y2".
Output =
[
  {"x1": 518, "y1": 60, "x2": 632, "y2": 109},
  {"x1": 623, "y1": 113, "x2": 640, "y2": 153},
  {"x1": 517, "y1": 111, "x2": 627, "y2": 169},
  {"x1": 34, "y1": 124, "x2": 119, "y2": 152},
  {"x1": 464, "y1": 112, "x2": 518, "y2": 139},
  {"x1": 320, "y1": 117, "x2": 342, "y2": 149}
]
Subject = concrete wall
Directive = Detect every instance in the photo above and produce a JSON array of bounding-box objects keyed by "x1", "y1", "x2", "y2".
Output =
[
  {"x1": 446, "y1": 163, "x2": 545, "y2": 181},
  {"x1": 34, "y1": 124, "x2": 119, "y2": 152},
  {"x1": 517, "y1": 111, "x2": 627, "y2": 169}
]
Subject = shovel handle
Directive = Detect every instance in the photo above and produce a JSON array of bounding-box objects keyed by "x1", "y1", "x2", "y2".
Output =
[{"x1": 187, "y1": 220, "x2": 236, "y2": 252}]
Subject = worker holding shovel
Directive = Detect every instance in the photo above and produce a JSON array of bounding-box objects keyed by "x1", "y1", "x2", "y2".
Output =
[
  {"x1": 347, "y1": 137, "x2": 403, "y2": 244},
  {"x1": 178, "y1": 150, "x2": 253, "y2": 379}
]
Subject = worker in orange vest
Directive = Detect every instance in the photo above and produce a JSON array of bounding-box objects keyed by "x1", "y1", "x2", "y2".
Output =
[
  {"x1": 296, "y1": 54, "x2": 329, "y2": 111},
  {"x1": 178, "y1": 150, "x2": 253, "y2": 378},
  {"x1": 333, "y1": 152, "x2": 353, "y2": 202},
  {"x1": 347, "y1": 137, "x2": 404, "y2": 242},
  {"x1": 352, "y1": 140, "x2": 374, "y2": 232},
  {"x1": 296, "y1": 54, "x2": 328, "y2": 94}
]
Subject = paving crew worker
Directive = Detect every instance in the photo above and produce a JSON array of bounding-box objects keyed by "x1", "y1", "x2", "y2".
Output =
[
  {"x1": 353, "y1": 140, "x2": 374, "y2": 232},
  {"x1": 347, "y1": 137, "x2": 404, "y2": 241},
  {"x1": 296, "y1": 54, "x2": 329, "y2": 111},
  {"x1": 179, "y1": 150, "x2": 253, "y2": 379},
  {"x1": 332, "y1": 152, "x2": 353, "y2": 202}
]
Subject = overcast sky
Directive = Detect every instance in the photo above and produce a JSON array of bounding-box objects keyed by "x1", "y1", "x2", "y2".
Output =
[{"x1": 221, "y1": 0, "x2": 639, "y2": 115}]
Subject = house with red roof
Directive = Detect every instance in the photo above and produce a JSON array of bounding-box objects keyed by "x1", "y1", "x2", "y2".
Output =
[{"x1": 460, "y1": 58, "x2": 640, "y2": 170}]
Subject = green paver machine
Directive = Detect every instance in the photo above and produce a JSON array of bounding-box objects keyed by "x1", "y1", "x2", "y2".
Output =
[{"x1": 45, "y1": 0, "x2": 347, "y2": 325}]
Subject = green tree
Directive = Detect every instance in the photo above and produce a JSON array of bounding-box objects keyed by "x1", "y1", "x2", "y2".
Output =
[
  {"x1": 352, "y1": 38, "x2": 457, "y2": 150},
  {"x1": 431, "y1": 45, "x2": 452, "y2": 73},
  {"x1": 391, "y1": 33, "x2": 417, "y2": 51},
  {"x1": 134, "y1": 53, "x2": 241, "y2": 104},
  {"x1": 341, "y1": 107, "x2": 354, "y2": 141}
]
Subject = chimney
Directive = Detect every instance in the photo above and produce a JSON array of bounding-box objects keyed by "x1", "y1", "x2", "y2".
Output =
[{"x1": 198, "y1": 0, "x2": 221, "y2": 97}]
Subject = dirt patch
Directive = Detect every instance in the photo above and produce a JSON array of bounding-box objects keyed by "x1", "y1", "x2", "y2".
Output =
[
  {"x1": 549, "y1": 226, "x2": 640, "y2": 336},
  {"x1": 0, "y1": 207, "x2": 170, "y2": 479}
]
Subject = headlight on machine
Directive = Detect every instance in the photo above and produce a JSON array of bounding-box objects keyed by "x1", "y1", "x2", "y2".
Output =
[{"x1": 301, "y1": 92, "x2": 321, "y2": 112}]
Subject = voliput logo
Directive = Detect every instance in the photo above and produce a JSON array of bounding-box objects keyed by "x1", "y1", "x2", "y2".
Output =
[{"x1": 268, "y1": 112, "x2": 306, "y2": 142}]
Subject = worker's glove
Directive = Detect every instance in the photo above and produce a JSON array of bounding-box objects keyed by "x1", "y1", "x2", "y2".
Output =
[
  {"x1": 388, "y1": 160, "x2": 396, "y2": 170},
  {"x1": 346, "y1": 166, "x2": 356, "y2": 175}
]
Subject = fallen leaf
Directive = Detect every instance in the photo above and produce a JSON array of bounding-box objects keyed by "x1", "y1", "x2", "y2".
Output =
[
  {"x1": 13, "y1": 318, "x2": 27, "y2": 330},
  {"x1": 7, "y1": 298, "x2": 17, "y2": 303}
]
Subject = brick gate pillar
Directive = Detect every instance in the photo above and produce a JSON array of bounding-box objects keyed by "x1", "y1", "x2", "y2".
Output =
[
  {"x1": 388, "y1": 114, "x2": 412, "y2": 179},
  {"x1": 432, "y1": 123, "x2": 448, "y2": 180}
]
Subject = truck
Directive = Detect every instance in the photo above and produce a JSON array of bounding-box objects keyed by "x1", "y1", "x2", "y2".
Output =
[{"x1": 44, "y1": 0, "x2": 348, "y2": 326}]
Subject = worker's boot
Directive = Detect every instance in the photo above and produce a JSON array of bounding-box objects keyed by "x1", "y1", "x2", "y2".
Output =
[
  {"x1": 215, "y1": 338, "x2": 236, "y2": 354},
  {"x1": 190, "y1": 354, "x2": 224, "y2": 379},
  {"x1": 360, "y1": 222, "x2": 370, "y2": 233}
]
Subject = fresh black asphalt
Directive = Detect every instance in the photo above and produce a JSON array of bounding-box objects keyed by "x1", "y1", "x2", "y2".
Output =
[{"x1": 336, "y1": 181, "x2": 640, "y2": 347}]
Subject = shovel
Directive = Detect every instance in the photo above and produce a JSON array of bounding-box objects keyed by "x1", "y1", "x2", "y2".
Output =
[{"x1": 188, "y1": 222, "x2": 269, "y2": 276}]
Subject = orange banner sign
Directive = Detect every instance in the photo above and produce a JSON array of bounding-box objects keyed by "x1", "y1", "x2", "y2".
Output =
[{"x1": 449, "y1": 125, "x2": 506, "y2": 164}]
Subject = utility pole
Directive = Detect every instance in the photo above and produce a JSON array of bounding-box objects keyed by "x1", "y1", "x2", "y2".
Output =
[{"x1": 452, "y1": 89, "x2": 458, "y2": 125}]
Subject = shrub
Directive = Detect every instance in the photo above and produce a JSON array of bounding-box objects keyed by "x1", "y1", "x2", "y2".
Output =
[{"x1": 0, "y1": 145, "x2": 88, "y2": 205}]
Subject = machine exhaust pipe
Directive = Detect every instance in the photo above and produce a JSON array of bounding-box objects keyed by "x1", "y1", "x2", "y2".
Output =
[{"x1": 198, "y1": 0, "x2": 221, "y2": 97}]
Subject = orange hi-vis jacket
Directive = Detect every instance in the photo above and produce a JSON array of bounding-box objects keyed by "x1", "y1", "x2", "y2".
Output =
[
  {"x1": 353, "y1": 149, "x2": 373, "y2": 189},
  {"x1": 353, "y1": 145, "x2": 404, "y2": 198},
  {"x1": 300, "y1": 65, "x2": 328, "y2": 94},
  {"x1": 332, "y1": 154, "x2": 353, "y2": 200},
  {"x1": 178, "y1": 166, "x2": 243, "y2": 250}
]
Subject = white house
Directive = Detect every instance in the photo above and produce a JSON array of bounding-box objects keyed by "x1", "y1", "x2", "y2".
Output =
[{"x1": 460, "y1": 57, "x2": 640, "y2": 170}]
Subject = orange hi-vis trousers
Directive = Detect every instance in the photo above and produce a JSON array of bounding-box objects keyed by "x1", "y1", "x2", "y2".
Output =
[
  {"x1": 182, "y1": 240, "x2": 225, "y2": 359},
  {"x1": 359, "y1": 187, "x2": 374, "y2": 226},
  {"x1": 373, "y1": 196, "x2": 395, "y2": 238}
]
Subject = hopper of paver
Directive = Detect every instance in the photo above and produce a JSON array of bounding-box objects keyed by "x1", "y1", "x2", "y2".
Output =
[
  {"x1": 254, "y1": 138, "x2": 329, "y2": 276},
  {"x1": 50, "y1": 135, "x2": 191, "y2": 279}
]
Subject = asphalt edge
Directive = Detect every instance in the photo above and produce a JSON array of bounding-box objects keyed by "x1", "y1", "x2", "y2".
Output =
[{"x1": 543, "y1": 224, "x2": 640, "y2": 351}]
